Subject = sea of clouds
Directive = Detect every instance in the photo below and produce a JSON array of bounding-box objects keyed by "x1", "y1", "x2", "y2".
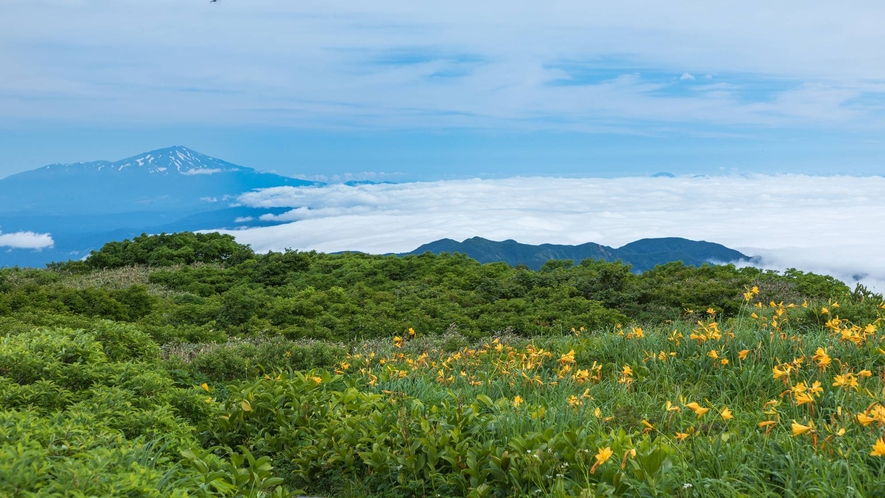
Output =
[{"x1": 219, "y1": 175, "x2": 885, "y2": 291}]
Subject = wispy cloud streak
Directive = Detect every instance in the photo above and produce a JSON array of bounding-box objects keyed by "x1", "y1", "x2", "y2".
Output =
[{"x1": 2, "y1": 1, "x2": 885, "y2": 133}]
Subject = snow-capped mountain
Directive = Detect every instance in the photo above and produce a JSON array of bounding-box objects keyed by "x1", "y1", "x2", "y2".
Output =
[
  {"x1": 0, "y1": 146, "x2": 312, "y2": 215},
  {"x1": 36, "y1": 146, "x2": 246, "y2": 177},
  {"x1": 0, "y1": 146, "x2": 315, "y2": 267}
]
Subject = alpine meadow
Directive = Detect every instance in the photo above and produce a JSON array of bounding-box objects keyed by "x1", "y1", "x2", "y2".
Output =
[{"x1": 2, "y1": 233, "x2": 885, "y2": 496}]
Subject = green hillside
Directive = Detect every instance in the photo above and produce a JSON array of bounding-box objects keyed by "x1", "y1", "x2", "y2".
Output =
[{"x1": 1, "y1": 232, "x2": 883, "y2": 497}]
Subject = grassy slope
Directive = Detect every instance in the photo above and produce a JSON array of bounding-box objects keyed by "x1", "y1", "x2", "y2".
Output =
[
  {"x1": 208, "y1": 300, "x2": 885, "y2": 497},
  {"x1": 2, "y1": 241, "x2": 885, "y2": 496}
]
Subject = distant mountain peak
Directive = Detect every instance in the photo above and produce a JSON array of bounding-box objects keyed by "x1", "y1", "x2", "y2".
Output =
[
  {"x1": 109, "y1": 146, "x2": 246, "y2": 176},
  {"x1": 0, "y1": 146, "x2": 313, "y2": 217},
  {"x1": 32, "y1": 146, "x2": 248, "y2": 177}
]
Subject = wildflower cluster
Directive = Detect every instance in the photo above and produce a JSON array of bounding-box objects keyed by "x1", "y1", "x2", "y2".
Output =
[{"x1": 338, "y1": 292, "x2": 885, "y2": 474}]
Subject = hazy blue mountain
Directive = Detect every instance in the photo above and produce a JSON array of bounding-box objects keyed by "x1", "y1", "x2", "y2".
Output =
[
  {"x1": 403, "y1": 236, "x2": 750, "y2": 271},
  {"x1": 0, "y1": 146, "x2": 312, "y2": 216},
  {"x1": 0, "y1": 146, "x2": 312, "y2": 267},
  {"x1": 343, "y1": 180, "x2": 395, "y2": 186}
]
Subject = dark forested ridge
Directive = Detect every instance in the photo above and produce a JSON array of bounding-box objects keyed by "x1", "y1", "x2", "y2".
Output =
[{"x1": 403, "y1": 236, "x2": 751, "y2": 271}]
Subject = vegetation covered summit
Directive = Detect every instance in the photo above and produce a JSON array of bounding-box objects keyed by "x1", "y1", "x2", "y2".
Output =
[{"x1": 1, "y1": 232, "x2": 884, "y2": 496}]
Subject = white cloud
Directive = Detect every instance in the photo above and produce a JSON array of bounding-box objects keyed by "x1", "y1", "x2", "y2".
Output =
[
  {"x1": 0, "y1": 230, "x2": 54, "y2": 249},
  {"x1": 181, "y1": 168, "x2": 223, "y2": 176},
  {"x1": 216, "y1": 175, "x2": 885, "y2": 291},
  {"x1": 2, "y1": 1, "x2": 885, "y2": 132},
  {"x1": 680, "y1": 73, "x2": 696, "y2": 80}
]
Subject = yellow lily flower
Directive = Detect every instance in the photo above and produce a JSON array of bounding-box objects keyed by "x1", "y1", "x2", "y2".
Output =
[
  {"x1": 791, "y1": 421, "x2": 813, "y2": 436},
  {"x1": 590, "y1": 447, "x2": 614, "y2": 474},
  {"x1": 595, "y1": 446, "x2": 613, "y2": 464},
  {"x1": 685, "y1": 402, "x2": 709, "y2": 418},
  {"x1": 857, "y1": 413, "x2": 876, "y2": 426},
  {"x1": 811, "y1": 347, "x2": 831, "y2": 370},
  {"x1": 871, "y1": 438, "x2": 885, "y2": 457}
]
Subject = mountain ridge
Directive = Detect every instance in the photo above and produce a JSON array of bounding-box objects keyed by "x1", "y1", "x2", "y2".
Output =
[{"x1": 402, "y1": 236, "x2": 751, "y2": 272}]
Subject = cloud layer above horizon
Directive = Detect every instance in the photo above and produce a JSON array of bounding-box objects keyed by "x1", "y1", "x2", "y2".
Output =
[{"x1": 220, "y1": 175, "x2": 885, "y2": 290}]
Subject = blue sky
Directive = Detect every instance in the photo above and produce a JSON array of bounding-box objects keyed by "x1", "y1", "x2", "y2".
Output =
[{"x1": 1, "y1": 1, "x2": 884, "y2": 180}]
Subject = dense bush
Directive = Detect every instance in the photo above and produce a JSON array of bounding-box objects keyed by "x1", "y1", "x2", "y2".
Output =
[
  {"x1": 0, "y1": 325, "x2": 295, "y2": 496},
  {"x1": 50, "y1": 232, "x2": 255, "y2": 271},
  {"x1": 163, "y1": 337, "x2": 347, "y2": 382}
]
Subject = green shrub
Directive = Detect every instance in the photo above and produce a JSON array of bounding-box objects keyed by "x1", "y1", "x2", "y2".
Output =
[
  {"x1": 80, "y1": 232, "x2": 255, "y2": 269},
  {"x1": 164, "y1": 338, "x2": 347, "y2": 382},
  {"x1": 91, "y1": 320, "x2": 160, "y2": 362}
]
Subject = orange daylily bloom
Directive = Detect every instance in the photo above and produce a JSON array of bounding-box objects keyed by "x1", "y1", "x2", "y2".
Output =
[
  {"x1": 871, "y1": 438, "x2": 885, "y2": 457},
  {"x1": 791, "y1": 421, "x2": 813, "y2": 436},
  {"x1": 685, "y1": 402, "x2": 709, "y2": 418}
]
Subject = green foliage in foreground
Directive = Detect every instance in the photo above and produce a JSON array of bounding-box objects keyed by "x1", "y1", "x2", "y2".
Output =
[
  {"x1": 2, "y1": 232, "x2": 885, "y2": 496},
  {"x1": 0, "y1": 326, "x2": 293, "y2": 497},
  {"x1": 4, "y1": 305, "x2": 885, "y2": 496}
]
